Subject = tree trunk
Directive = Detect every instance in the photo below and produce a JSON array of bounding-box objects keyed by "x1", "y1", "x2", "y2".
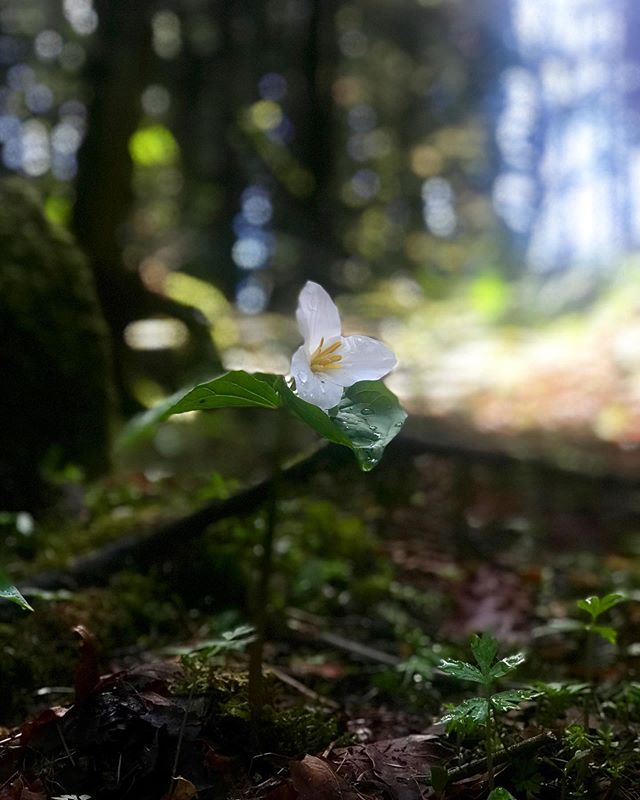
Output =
[{"x1": 73, "y1": 0, "x2": 219, "y2": 413}]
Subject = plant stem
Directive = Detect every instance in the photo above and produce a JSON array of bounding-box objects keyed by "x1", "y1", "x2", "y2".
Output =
[
  {"x1": 248, "y1": 465, "x2": 279, "y2": 719},
  {"x1": 248, "y1": 413, "x2": 287, "y2": 722},
  {"x1": 583, "y1": 628, "x2": 594, "y2": 729},
  {"x1": 485, "y1": 694, "x2": 495, "y2": 790}
]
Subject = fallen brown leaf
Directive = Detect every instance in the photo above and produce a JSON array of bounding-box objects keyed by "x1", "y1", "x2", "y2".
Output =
[
  {"x1": 162, "y1": 775, "x2": 198, "y2": 799},
  {"x1": 289, "y1": 754, "x2": 357, "y2": 800},
  {"x1": 0, "y1": 776, "x2": 46, "y2": 800}
]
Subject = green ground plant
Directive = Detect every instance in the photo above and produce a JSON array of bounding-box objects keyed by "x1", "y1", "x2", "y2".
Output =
[
  {"x1": 576, "y1": 593, "x2": 625, "y2": 726},
  {"x1": 437, "y1": 632, "x2": 539, "y2": 791}
]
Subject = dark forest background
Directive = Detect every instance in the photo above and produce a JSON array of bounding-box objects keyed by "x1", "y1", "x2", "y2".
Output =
[{"x1": 0, "y1": 0, "x2": 512, "y2": 397}]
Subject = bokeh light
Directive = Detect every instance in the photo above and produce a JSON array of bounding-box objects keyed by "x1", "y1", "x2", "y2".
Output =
[
  {"x1": 232, "y1": 236, "x2": 270, "y2": 270},
  {"x1": 63, "y1": 0, "x2": 98, "y2": 36},
  {"x1": 142, "y1": 85, "x2": 171, "y2": 117},
  {"x1": 21, "y1": 118, "x2": 50, "y2": 176},
  {"x1": 242, "y1": 186, "x2": 273, "y2": 226},
  {"x1": 124, "y1": 318, "x2": 189, "y2": 350},
  {"x1": 25, "y1": 83, "x2": 53, "y2": 113},
  {"x1": 422, "y1": 177, "x2": 456, "y2": 237},
  {"x1": 258, "y1": 72, "x2": 287, "y2": 102},
  {"x1": 152, "y1": 10, "x2": 182, "y2": 60},
  {"x1": 248, "y1": 100, "x2": 283, "y2": 132},
  {"x1": 34, "y1": 30, "x2": 63, "y2": 61},
  {"x1": 236, "y1": 277, "x2": 269, "y2": 315}
]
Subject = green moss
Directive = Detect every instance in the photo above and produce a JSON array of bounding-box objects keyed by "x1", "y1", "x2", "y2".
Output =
[
  {"x1": 0, "y1": 177, "x2": 115, "y2": 510},
  {"x1": 0, "y1": 571, "x2": 186, "y2": 723},
  {"x1": 269, "y1": 499, "x2": 393, "y2": 614},
  {"x1": 178, "y1": 662, "x2": 342, "y2": 756}
]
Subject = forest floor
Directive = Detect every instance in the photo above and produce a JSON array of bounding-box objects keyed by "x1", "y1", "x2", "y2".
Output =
[{"x1": 2, "y1": 408, "x2": 640, "y2": 800}]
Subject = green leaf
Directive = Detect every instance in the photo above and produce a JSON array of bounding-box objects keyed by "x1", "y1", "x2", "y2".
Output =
[
  {"x1": 471, "y1": 632, "x2": 499, "y2": 675},
  {"x1": 439, "y1": 697, "x2": 489, "y2": 725},
  {"x1": 577, "y1": 593, "x2": 625, "y2": 622},
  {"x1": 329, "y1": 381, "x2": 408, "y2": 471},
  {"x1": 489, "y1": 652, "x2": 526, "y2": 680},
  {"x1": 164, "y1": 624, "x2": 256, "y2": 656},
  {"x1": 0, "y1": 570, "x2": 33, "y2": 612},
  {"x1": 119, "y1": 371, "x2": 282, "y2": 446},
  {"x1": 279, "y1": 378, "x2": 407, "y2": 471},
  {"x1": 536, "y1": 681, "x2": 589, "y2": 698},
  {"x1": 121, "y1": 370, "x2": 406, "y2": 472},
  {"x1": 438, "y1": 658, "x2": 484, "y2": 684},
  {"x1": 168, "y1": 371, "x2": 282, "y2": 412},
  {"x1": 275, "y1": 378, "x2": 353, "y2": 450},
  {"x1": 491, "y1": 688, "x2": 540, "y2": 712},
  {"x1": 589, "y1": 624, "x2": 617, "y2": 645},
  {"x1": 487, "y1": 788, "x2": 518, "y2": 800}
]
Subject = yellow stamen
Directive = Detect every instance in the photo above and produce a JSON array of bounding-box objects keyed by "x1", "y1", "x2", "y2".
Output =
[{"x1": 310, "y1": 337, "x2": 343, "y2": 372}]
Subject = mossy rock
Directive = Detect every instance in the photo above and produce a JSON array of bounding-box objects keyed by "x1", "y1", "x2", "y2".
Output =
[{"x1": 0, "y1": 178, "x2": 114, "y2": 509}]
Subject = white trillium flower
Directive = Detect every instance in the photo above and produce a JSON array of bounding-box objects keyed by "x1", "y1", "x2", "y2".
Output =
[{"x1": 290, "y1": 281, "x2": 397, "y2": 411}]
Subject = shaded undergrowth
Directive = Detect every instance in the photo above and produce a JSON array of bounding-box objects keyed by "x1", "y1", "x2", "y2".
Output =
[{"x1": 2, "y1": 438, "x2": 640, "y2": 798}]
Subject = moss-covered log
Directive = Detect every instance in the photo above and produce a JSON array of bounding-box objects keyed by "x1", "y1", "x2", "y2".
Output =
[{"x1": 0, "y1": 178, "x2": 115, "y2": 510}]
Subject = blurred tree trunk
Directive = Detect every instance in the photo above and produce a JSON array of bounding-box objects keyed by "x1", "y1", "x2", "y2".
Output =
[
  {"x1": 272, "y1": 0, "x2": 342, "y2": 299},
  {"x1": 300, "y1": 0, "x2": 339, "y2": 279},
  {"x1": 172, "y1": 0, "x2": 252, "y2": 300},
  {"x1": 73, "y1": 0, "x2": 219, "y2": 413}
]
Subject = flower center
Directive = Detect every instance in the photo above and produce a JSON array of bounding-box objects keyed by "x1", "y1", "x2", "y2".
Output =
[{"x1": 309, "y1": 337, "x2": 343, "y2": 373}]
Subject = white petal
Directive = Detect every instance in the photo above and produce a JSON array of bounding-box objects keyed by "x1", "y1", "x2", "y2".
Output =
[
  {"x1": 291, "y1": 346, "x2": 343, "y2": 410},
  {"x1": 297, "y1": 375, "x2": 343, "y2": 411},
  {"x1": 295, "y1": 281, "x2": 342, "y2": 351},
  {"x1": 327, "y1": 335, "x2": 397, "y2": 387},
  {"x1": 290, "y1": 344, "x2": 312, "y2": 385}
]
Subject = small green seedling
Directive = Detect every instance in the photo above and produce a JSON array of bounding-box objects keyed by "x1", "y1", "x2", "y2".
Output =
[
  {"x1": 576, "y1": 593, "x2": 625, "y2": 646},
  {"x1": 166, "y1": 624, "x2": 256, "y2": 659},
  {"x1": 576, "y1": 593, "x2": 625, "y2": 728},
  {"x1": 437, "y1": 632, "x2": 538, "y2": 790}
]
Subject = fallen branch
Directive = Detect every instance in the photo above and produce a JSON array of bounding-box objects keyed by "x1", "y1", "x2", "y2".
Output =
[
  {"x1": 17, "y1": 418, "x2": 640, "y2": 597},
  {"x1": 21, "y1": 443, "x2": 353, "y2": 593}
]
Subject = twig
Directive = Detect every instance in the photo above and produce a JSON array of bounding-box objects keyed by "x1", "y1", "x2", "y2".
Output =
[
  {"x1": 265, "y1": 664, "x2": 340, "y2": 710},
  {"x1": 171, "y1": 686, "x2": 194, "y2": 778},
  {"x1": 443, "y1": 731, "x2": 556, "y2": 785},
  {"x1": 286, "y1": 608, "x2": 400, "y2": 667},
  {"x1": 56, "y1": 722, "x2": 76, "y2": 767}
]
